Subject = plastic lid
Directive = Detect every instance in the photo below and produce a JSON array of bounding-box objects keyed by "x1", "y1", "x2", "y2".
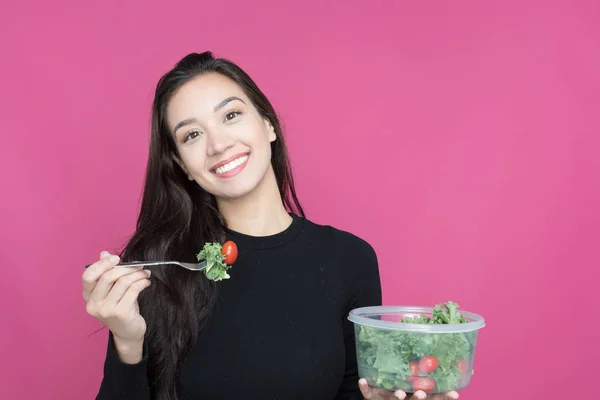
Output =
[{"x1": 348, "y1": 306, "x2": 486, "y2": 333}]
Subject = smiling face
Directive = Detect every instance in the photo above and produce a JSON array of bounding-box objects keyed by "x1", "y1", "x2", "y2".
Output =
[{"x1": 167, "y1": 72, "x2": 277, "y2": 200}]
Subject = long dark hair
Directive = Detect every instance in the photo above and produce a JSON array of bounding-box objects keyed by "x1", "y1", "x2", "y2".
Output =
[{"x1": 120, "y1": 51, "x2": 304, "y2": 400}]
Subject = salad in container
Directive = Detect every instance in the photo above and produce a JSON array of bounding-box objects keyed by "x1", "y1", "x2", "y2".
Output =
[{"x1": 348, "y1": 301, "x2": 485, "y2": 393}]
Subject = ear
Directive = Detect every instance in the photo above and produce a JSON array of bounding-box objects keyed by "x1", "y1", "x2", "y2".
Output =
[
  {"x1": 172, "y1": 153, "x2": 194, "y2": 181},
  {"x1": 264, "y1": 118, "x2": 277, "y2": 143}
]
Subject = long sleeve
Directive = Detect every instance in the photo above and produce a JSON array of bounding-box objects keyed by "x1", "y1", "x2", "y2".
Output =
[
  {"x1": 95, "y1": 332, "x2": 152, "y2": 400},
  {"x1": 334, "y1": 232, "x2": 383, "y2": 400}
]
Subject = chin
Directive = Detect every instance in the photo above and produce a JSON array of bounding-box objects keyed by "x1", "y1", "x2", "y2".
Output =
[
  {"x1": 203, "y1": 164, "x2": 271, "y2": 200},
  {"x1": 211, "y1": 180, "x2": 260, "y2": 200},
  {"x1": 219, "y1": 189, "x2": 253, "y2": 200}
]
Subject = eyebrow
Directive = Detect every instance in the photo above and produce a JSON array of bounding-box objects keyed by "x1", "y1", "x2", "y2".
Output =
[
  {"x1": 173, "y1": 96, "x2": 246, "y2": 134},
  {"x1": 213, "y1": 96, "x2": 245, "y2": 112},
  {"x1": 173, "y1": 118, "x2": 198, "y2": 134}
]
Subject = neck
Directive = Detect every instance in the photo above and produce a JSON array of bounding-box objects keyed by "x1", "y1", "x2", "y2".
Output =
[{"x1": 216, "y1": 166, "x2": 293, "y2": 237}]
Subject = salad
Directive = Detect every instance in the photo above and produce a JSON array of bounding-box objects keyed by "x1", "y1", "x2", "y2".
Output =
[
  {"x1": 196, "y1": 240, "x2": 238, "y2": 281},
  {"x1": 356, "y1": 301, "x2": 477, "y2": 393}
]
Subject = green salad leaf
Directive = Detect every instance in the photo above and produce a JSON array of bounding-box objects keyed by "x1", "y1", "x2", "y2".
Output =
[
  {"x1": 401, "y1": 301, "x2": 469, "y2": 325},
  {"x1": 356, "y1": 301, "x2": 477, "y2": 393},
  {"x1": 196, "y1": 242, "x2": 231, "y2": 282}
]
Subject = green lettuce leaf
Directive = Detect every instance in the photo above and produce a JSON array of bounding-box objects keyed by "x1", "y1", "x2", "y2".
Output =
[
  {"x1": 356, "y1": 301, "x2": 476, "y2": 392},
  {"x1": 196, "y1": 242, "x2": 231, "y2": 281}
]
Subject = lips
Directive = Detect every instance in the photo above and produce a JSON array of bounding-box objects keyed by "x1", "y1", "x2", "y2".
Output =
[
  {"x1": 209, "y1": 152, "x2": 251, "y2": 179},
  {"x1": 210, "y1": 152, "x2": 250, "y2": 171}
]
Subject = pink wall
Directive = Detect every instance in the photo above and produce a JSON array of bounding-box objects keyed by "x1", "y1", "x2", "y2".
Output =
[{"x1": 1, "y1": 1, "x2": 599, "y2": 398}]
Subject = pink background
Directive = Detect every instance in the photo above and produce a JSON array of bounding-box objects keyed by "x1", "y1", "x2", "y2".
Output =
[{"x1": 1, "y1": 1, "x2": 599, "y2": 399}]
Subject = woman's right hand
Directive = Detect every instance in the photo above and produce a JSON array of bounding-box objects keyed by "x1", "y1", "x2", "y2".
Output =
[{"x1": 82, "y1": 251, "x2": 152, "y2": 361}]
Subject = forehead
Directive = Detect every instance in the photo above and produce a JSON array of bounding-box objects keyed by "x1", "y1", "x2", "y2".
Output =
[{"x1": 166, "y1": 73, "x2": 248, "y2": 127}]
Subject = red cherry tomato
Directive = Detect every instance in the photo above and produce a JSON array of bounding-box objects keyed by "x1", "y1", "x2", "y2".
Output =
[
  {"x1": 412, "y1": 377, "x2": 436, "y2": 392},
  {"x1": 221, "y1": 241, "x2": 238, "y2": 265},
  {"x1": 456, "y1": 359, "x2": 468, "y2": 376},
  {"x1": 419, "y1": 356, "x2": 439, "y2": 374},
  {"x1": 409, "y1": 361, "x2": 419, "y2": 377}
]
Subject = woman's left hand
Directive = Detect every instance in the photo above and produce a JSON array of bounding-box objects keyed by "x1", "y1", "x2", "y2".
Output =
[{"x1": 358, "y1": 378, "x2": 459, "y2": 400}]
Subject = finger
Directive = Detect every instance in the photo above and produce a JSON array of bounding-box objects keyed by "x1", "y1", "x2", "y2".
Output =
[
  {"x1": 100, "y1": 251, "x2": 111, "y2": 260},
  {"x1": 90, "y1": 263, "x2": 145, "y2": 302},
  {"x1": 104, "y1": 269, "x2": 152, "y2": 307},
  {"x1": 394, "y1": 390, "x2": 407, "y2": 399},
  {"x1": 82, "y1": 254, "x2": 121, "y2": 300},
  {"x1": 426, "y1": 393, "x2": 458, "y2": 400},
  {"x1": 412, "y1": 390, "x2": 427, "y2": 399},
  {"x1": 117, "y1": 278, "x2": 152, "y2": 309},
  {"x1": 358, "y1": 379, "x2": 373, "y2": 399}
]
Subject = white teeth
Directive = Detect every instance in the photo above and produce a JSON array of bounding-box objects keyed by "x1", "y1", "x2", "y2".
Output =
[{"x1": 215, "y1": 155, "x2": 248, "y2": 175}]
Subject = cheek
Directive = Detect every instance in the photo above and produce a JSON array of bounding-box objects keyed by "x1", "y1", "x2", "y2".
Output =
[
  {"x1": 180, "y1": 149, "x2": 207, "y2": 175},
  {"x1": 234, "y1": 124, "x2": 271, "y2": 159},
  {"x1": 255, "y1": 124, "x2": 275, "y2": 152},
  {"x1": 252, "y1": 135, "x2": 273, "y2": 166}
]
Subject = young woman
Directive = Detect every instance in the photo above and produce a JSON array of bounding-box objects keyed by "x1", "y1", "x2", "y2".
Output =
[{"x1": 82, "y1": 52, "x2": 459, "y2": 400}]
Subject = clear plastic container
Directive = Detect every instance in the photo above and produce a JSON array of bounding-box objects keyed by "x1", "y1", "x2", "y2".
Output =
[{"x1": 348, "y1": 306, "x2": 485, "y2": 394}]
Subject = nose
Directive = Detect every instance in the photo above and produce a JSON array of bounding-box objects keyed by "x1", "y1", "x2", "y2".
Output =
[{"x1": 205, "y1": 127, "x2": 234, "y2": 157}]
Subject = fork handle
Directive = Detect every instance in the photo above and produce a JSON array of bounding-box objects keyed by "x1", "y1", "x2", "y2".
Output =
[
  {"x1": 84, "y1": 261, "x2": 170, "y2": 269},
  {"x1": 116, "y1": 261, "x2": 168, "y2": 268}
]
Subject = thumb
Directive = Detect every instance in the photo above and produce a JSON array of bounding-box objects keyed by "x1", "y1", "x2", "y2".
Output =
[{"x1": 358, "y1": 379, "x2": 374, "y2": 399}]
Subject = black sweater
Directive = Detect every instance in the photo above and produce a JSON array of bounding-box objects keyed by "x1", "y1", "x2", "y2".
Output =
[{"x1": 96, "y1": 214, "x2": 382, "y2": 399}]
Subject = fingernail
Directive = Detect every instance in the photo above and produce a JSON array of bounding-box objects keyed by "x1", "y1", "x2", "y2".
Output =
[
  {"x1": 448, "y1": 391, "x2": 459, "y2": 399},
  {"x1": 109, "y1": 255, "x2": 120, "y2": 263},
  {"x1": 394, "y1": 391, "x2": 407, "y2": 399},
  {"x1": 145, "y1": 270, "x2": 152, "y2": 277},
  {"x1": 100, "y1": 251, "x2": 108, "y2": 257},
  {"x1": 415, "y1": 392, "x2": 426, "y2": 400}
]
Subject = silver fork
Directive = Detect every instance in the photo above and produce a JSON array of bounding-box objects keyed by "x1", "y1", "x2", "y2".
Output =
[
  {"x1": 84, "y1": 260, "x2": 208, "y2": 271},
  {"x1": 116, "y1": 261, "x2": 208, "y2": 271}
]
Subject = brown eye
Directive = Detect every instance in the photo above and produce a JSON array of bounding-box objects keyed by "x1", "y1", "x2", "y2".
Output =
[
  {"x1": 224, "y1": 111, "x2": 241, "y2": 121},
  {"x1": 184, "y1": 130, "x2": 202, "y2": 143}
]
